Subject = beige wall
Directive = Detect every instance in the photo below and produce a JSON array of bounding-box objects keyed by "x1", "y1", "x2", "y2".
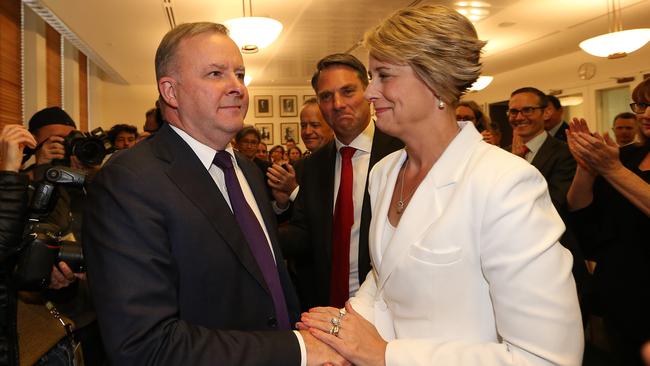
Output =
[
  {"x1": 469, "y1": 45, "x2": 650, "y2": 132},
  {"x1": 22, "y1": 1, "x2": 650, "y2": 142}
]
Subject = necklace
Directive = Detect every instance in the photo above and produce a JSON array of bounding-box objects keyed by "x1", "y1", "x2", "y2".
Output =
[{"x1": 396, "y1": 158, "x2": 417, "y2": 214}]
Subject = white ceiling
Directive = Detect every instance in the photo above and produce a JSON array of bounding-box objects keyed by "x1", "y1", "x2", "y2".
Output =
[{"x1": 31, "y1": 0, "x2": 650, "y2": 87}]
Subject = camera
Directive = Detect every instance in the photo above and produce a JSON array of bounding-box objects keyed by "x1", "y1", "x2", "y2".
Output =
[
  {"x1": 13, "y1": 166, "x2": 86, "y2": 290},
  {"x1": 53, "y1": 127, "x2": 114, "y2": 167}
]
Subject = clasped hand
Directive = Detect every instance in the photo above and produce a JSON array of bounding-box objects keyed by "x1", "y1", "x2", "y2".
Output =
[{"x1": 298, "y1": 302, "x2": 387, "y2": 366}]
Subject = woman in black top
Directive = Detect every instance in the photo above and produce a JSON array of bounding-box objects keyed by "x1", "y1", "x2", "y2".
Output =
[{"x1": 567, "y1": 77, "x2": 650, "y2": 365}]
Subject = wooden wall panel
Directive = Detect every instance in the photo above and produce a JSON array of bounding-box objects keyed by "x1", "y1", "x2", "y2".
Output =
[
  {"x1": 45, "y1": 23, "x2": 61, "y2": 107},
  {"x1": 79, "y1": 52, "x2": 88, "y2": 131},
  {"x1": 0, "y1": 0, "x2": 22, "y2": 127}
]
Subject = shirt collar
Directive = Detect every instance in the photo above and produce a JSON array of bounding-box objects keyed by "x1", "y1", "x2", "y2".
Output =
[
  {"x1": 169, "y1": 124, "x2": 236, "y2": 170},
  {"x1": 525, "y1": 130, "x2": 548, "y2": 153},
  {"x1": 334, "y1": 120, "x2": 375, "y2": 153}
]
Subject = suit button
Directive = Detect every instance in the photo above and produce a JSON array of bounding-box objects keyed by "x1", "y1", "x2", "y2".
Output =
[{"x1": 267, "y1": 317, "x2": 278, "y2": 328}]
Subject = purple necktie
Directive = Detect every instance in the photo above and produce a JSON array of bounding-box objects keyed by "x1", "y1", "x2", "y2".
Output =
[{"x1": 213, "y1": 151, "x2": 290, "y2": 330}]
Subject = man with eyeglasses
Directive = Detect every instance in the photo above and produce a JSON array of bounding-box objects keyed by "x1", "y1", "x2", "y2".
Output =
[{"x1": 508, "y1": 87, "x2": 587, "y2": 293}]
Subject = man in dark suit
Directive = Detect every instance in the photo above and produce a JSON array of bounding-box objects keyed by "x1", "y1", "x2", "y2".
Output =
[
  {"x1": 544, "y1": 95, "x2": 569, "y2": 142},
  {"x1": 272, "y1": 54, "x2": 402, "y2": 311},
  {"x1": 83, "y1": 22, "x2": 346, "y2": 366},
  {"x1": 508, "y1": 87, "x2": 587, "y2": 292}
]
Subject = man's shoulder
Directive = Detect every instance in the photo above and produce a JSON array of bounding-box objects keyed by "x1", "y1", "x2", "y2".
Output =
[{"x1": 301, "y1": 141, "x2": 335, "y2": 166}]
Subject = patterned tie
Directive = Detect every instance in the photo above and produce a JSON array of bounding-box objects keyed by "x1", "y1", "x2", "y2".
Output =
[
  {"x1": 330, "y1": 146, "x2": 356, "y2": 307},
  {"x1": 212, "y1": 151, "x2": 290, "y2": 330}
]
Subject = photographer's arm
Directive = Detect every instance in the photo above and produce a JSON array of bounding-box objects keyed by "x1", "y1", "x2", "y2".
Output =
[{"x1": 0, "y1": 125, "x2": 36, "y2": 259}]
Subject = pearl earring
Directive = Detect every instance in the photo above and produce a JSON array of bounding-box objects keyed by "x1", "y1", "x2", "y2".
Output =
[{"x1": 438, "y1": 99, "x2": 445, "y2": 110}]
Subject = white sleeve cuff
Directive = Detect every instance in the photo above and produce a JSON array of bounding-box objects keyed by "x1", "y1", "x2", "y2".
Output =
[
  {"x1": 293, "y1": 330, "x2": 307, "y2": 366},
  {"x1": 289, "y1": 185, "x2": 300, "y2": 202}
]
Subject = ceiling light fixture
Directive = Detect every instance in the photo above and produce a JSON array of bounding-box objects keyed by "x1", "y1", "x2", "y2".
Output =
[
  {"x1": 224, "y1": 0, "x2": 283, "y2": 54},
  {"x1": 468, "y1": 76, "x2": 493, "y2": 91},
  {"x1": 455, "y1": 1, "x2": 491, "y2": 23},
  {"x1": 579, "y1": 0, "x2": 650, "y2": 59}
]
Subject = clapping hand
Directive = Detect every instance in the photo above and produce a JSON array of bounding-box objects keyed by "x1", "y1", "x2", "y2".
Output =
[{"x1": 568, "y1": 117, "x2": 621, "y2": 176}]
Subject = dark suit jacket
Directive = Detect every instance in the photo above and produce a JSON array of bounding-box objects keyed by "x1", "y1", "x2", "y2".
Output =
[
  {"x1": 83, "y1": 124, "x2": 301, "y2": 365},
  {"x1": 551, "y1": 121, "x2": 569, "y2": 142},
  {"x1": 280, "y1": 127, "x2": 403, "y2": 310},
  {"x1": 530, "y1": 134, "x2": 575, "y2": 211}
]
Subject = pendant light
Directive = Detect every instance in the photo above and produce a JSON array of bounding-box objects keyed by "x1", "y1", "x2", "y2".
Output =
[
  {"x1": 579, "y1": 0, "x2": 650, "y2": 59},
  {"x1": 224, "y1": 0, "x2": 283, "y2": 54}
]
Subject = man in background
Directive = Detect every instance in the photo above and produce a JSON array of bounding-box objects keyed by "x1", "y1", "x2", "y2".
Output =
[
  {"x1": 544, "y1": 95, "x2": 569, "y2": 141},
  {"x1": 275, "y1": 53, "x2": 402, "y2": 310},
  {"x1": 612, "y1": 112, "x2": 638, "y2": 147}
]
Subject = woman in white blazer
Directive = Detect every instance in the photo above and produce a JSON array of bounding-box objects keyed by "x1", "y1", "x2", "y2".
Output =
[{"x1": 299, "y1": 4, "x2": 584, "y2": 366}]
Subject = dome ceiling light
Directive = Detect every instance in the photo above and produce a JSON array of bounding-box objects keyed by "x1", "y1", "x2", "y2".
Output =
[
  {"x1": 224, "y1": 0, "x2": 283, "y2": 54},
  {"x1": 579, "y1": 0, "x2": 650, "y2": 59}
]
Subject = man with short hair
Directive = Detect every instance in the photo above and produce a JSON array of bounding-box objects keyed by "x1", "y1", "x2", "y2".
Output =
[
  {"x1": 108, "y1": 123, "x2": 138, "y2": 150},
  {"x1": 508, "y1": 87, "x2": 586, "y2": 291},
  {"x1": 300, "y1": 97, "x2": 334, "y2": 153},
  {"x1": 612, "y1": 112, "x2": 638, "y2": 146},
  {"x1": 544, "y1": 95, "x2": 569, "y2": 141},
  {"x1": 275, "y1": 53, "x2": 402, "y2": 311},
  {"x1": 83, "y1": 22, "x2": 346, "y2": 366}
]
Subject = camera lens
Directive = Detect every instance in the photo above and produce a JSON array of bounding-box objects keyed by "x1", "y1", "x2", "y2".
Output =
[{"x1": 73, "y1": 139, "x2": 105, "y2": 166}]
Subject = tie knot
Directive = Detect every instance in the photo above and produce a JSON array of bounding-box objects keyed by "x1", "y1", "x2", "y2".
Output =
[
  {"x1": 213, "y1": 150, "x2": 234, "y2": 170},
  {"x1": 339, "y1": 146, "x2": 356, "y2": 160}
]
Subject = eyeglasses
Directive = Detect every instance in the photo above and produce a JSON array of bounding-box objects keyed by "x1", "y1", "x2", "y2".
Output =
[
  {"x1": 507, "y1": 106, "x2": 545, "y2": 118},
  {"x1": 630, "y1": 102, "x2": 649, "y2": 114}
]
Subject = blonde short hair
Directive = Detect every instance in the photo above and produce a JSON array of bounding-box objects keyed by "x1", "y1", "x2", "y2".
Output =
[{"x1": 363, "y1": 4, "x2": 486, "y2": 106}]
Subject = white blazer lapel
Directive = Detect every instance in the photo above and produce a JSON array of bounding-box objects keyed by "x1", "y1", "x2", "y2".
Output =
[
  {"x1": 368, "y1": 150, "x2": 406, "y2": 271},
  {"x1": 375, "y1": 122, "x2": 483, "y2": 291}
]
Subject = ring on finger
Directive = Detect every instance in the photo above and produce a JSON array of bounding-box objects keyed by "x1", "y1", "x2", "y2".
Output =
[
  {"x1": 339, "y1": 307, "x2": 347, "y2": 318},
  {"x1": 329, "y1": 324, "x2": 339, "y2": 336},
  {"x1": 330, "y1": 316, "x2": 341, "y2": 326}
]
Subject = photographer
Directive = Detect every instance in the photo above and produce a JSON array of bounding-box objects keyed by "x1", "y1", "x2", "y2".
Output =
[{"x1": 21, "y1": 107, "x2": 106, "y2": 365}]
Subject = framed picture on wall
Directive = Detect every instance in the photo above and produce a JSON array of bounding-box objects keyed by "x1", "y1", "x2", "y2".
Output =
[
  {"x1": 255, "y1": 123, "x2": 274, "y2": 145},
  {"x1": 280, "y1": 122, "x2": 299, "y2": 144},
  {"x1": 279, "y1": 95, "x2": 298, "y2": 117},
  {"x1": 254, "y1": 95, "x2": 273, "y2": 117},
  {"x1": 303, "y1": 94, "x2": 316, "y2": 103}
]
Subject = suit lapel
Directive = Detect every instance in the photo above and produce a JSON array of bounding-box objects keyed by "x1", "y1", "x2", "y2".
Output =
[
  {"x1": 531, "y1": 134, "x2": 553, "y2": 174},
  {"x1": 153, "y1": 125, "x2": 270, "y2": 294},
  {"x1": 317, "y1": 141, "x2": 337, "y2": 261}
]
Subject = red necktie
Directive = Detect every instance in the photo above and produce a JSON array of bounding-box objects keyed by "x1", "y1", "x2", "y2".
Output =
[
  {"x1": 330, "y1": 146, "x2": 356, "y2": 307},
  {"x1": 520, "y1": 145, "x2": 530, "y2": 158}
]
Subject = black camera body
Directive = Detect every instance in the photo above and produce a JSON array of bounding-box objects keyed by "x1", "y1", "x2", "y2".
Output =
[
  {"x1": 13, "y1": 167, "x2": 86, "y2": 291},
  {"x1": 53, "y1": 127, "x2": 113, "y2": 167}
]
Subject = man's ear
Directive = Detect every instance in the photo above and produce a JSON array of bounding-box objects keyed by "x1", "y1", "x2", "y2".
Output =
[
  {"x1": 542, "y1": 105, "x2": 553, "y2": 121},
  {"x1": 158, "y1": 77, "x2": 179, "y2": 109}
]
